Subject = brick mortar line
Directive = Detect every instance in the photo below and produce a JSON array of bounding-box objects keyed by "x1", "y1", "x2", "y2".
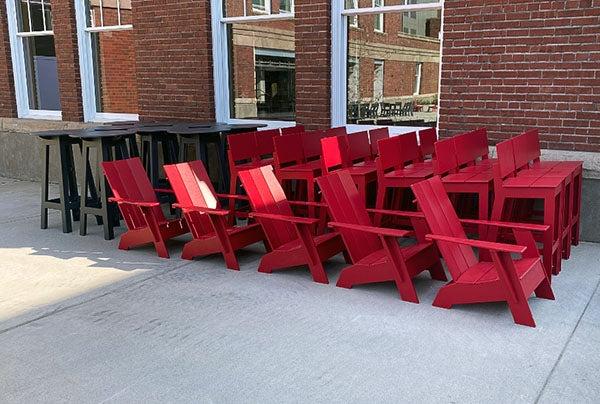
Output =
[{"x1": 534, "y1": 275, "x2": 600, "y2": 403}]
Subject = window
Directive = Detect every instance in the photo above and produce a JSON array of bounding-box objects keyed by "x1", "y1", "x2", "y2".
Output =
[
  {"x1": 373, "y1": 0, "x2": 384, "y2": 33},
  {"x1": 346, "y1": 0, "x2": 358, "y2": 28},
  {"x1": 212, "y1": 1, "x2": 295, "y2": 127},
  {"x1": 75, "y1": 0, "x2": 138, "y2": 122},
  {"x1": 252, "y1": 0, "x2": 269, "y2": 13},
  {"x1": 373, "y1": 60, "x2": 384, "y2": 101},
  {"x1": 333, "y1": 1, "x2": 442, "y2": 130},
  {"x1": 6, "y1": 0, "x2": 61, "y2": 118},
  {"x1": 279, "y1": 0, "x2": 293, "y2": 13}
]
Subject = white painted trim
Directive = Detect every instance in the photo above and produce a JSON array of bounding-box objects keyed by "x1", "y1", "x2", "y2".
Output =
[
  {"x1": 435, "y1": 0, "x2": 445, "y2": 135},
  {"x1": 91, "y1": 113, "x2": 139, "y2": 123},
  {"x1": 373, "y1": 0, "x2": 384, "y2": 33},
  {"x1": 15, "y1": 30, "x2": 53, "y2": 37},
  {"x1": 252, "y1": 0, "x2": 270, "y2": 14},
  {"x1": 343, "y1": 2, "x2": 442, "y2": 16},
  {"x1": 255, "y1": 48, "x2": 295, "y2": 58},
  {"x1": 227, "y1": 118, "x2": 296, "y2": 130},
  {"x1": 221, "y1": 13, "x2": 293, "y2": 23},
  {"x1": 85, "y1": 24, "x2": 133, "y2": 33},
  {"x1": 21, "y1": 109, "x2": 63, "y2": 120}
]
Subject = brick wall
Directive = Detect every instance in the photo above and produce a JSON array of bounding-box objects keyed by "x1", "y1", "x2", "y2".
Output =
[
  {"x1": 0, "y1": 3, "x2": 16, "y2": 118},
  {"x1": 439, "y1": 0, "x2": 600, "y2": 152},
  {"x1": 295, "y1": 0, "x2": 331, "y2": 130},
  {"x1": 52, "y1": 0, "x2": 84, "y2": 122},
  {"x1": 131, "y1": 0, "x2": 214, "y2": 121}
]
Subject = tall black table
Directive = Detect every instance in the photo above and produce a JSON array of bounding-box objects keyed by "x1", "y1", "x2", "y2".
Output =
[
  {"x1": 70, "y1": 127, "x2": 139, "y2": 240},
  {"x1": 168, "y1": 122, "x2": 266, "y2": 193}
]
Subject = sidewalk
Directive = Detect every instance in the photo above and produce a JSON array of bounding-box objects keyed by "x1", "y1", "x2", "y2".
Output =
[{"x1": 0, "y1": 177, "x2": 599, "y2": 403}]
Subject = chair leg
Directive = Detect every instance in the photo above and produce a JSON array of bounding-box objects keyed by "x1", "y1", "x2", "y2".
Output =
[
  {"x1": 380, "y1": 235, "x2": 419, "y2": 303},
  {"x1": 296, "y1": 223, "x2": 329, "y2": 284},
  {"x1": 41, "y1": 143, "x2": 50, "y2": 230},
  {"x1": 535, "y1": 276, "x2": 555, "y2": 300},
  {"x1": 58, "y1": 142, "x2": 73, "y2": 233},
  {"x1": 428, "y1": 261, "x2": 447, "y2": 281}
]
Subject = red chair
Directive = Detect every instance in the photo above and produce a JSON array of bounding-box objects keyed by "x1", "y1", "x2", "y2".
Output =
[
  {"x1": 326, "y1": 126, "x2": 347, "y2": 137},
  {"x1": 164, "y1": 160, "x2": 265, "y2": 270},
  {"x1": 238, "y1": 165, "x2": 345, "y2": 284},
  {"x1": 490, "y1": 137, "x2": 565, "y2": 275},
  {"x1": 101, "y1": 158, "x2": 188, "y2": 258},
  {"x1": 280, "y1": 125, "x2": 305, "y2": 135},
  {"x1": 255, "y1": 128, "x2": 281, "y2": 161},
  {"x1": 317, "y1": 172, "x2": 445, "y2": 303},
  {"x1": 368, "y1": 127, "x2": 389, "y2": 157},
  {"x1": 412, "y1": 176, "x2": 554, "y2": 327},
  {"x1": 453, "y1": 128, "x2": 495, "y2": 172},
  {"x1": 375, "y1": 132, "x2": 433, "y2": 214},
  {"x1": 348, "y1": 131, "x2": 374, "y2": 166},
  {"x1": 320, "y1": 135, "x2": 377, "y2": 203},
  {"x1": 433, "y1": 136, "x2": 494, "y2": 224},
  {"x1": 418, "y1": 127, "x2": 437, "y2": 160}
]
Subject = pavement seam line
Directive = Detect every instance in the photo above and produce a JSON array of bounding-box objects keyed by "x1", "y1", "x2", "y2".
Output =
[
  {"x1": 534, "y1": 275, "x2": 600, "y2": 403},
  {"x1": 0, "y1": 260, "x2": 196, "y2": 335}
]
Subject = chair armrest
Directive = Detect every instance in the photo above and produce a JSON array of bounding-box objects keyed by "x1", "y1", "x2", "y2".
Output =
[
  {"x1": 108, "y1": 197, "x2": 160, "y2": 208},
  {"x1": 172, "y1": 203, "x2": 230, "y2": 216},
  {"x1": 288, "y1": 200, "x2": 328, "y2": 209},
  {"x1": 216, "y1": 193, "x2": 249, "y2": 201},
  {"x1": 250, "y1": 212, "x2": 319, "y2": 225},
  {"x1": 154, "y1": 188, "x2": 174, "y2": 194},
  {"x1": 367, "y1": 208, "x2": 425, "y2": 219},
  {"x1": 425, "y1": 234, "x2": 526, "y2": 254},
  {"x1": 328, "y1": 222, "x2": 411, "y2": 238},
  {"x1": 460, "y1": 218, "x2": 549, "y2": 233}
]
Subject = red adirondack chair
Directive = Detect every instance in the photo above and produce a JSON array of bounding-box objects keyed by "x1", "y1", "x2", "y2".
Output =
[
  {"x1": 238, "y1": 165, "x2": 345, "y2": 284},
  {"x1": 412, "y1": 176, "x2": 554, "y2": 327},
  {"x1": 317, "y1": 172, "x2": 445, "y2": 303},
  {"x1": 101, "y1": 157, "x2": 188, "y2": 258},
  {"x1": 418, "y1": 127, "x2": 437, "y2": 160},
  {"x1": 164, "y1": 160, "x2": 265, "y2": 270},
  {"x1": 280, "y1": 125, "x2": 305, "y2": 136},
  {"x1": 320, "y1": 135, "x2": 377, "y2": 203},
  {"x1": 369, "y1": 127, "x2": 389, "y2": 157}
]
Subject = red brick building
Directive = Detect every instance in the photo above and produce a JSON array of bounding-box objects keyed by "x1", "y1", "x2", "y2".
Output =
[{"x1": 0, "y1": 0, "x2": 599, "y2": 152}]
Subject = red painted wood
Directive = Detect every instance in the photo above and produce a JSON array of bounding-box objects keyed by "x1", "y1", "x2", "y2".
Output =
[
  {"x1": 238, "y1": 165, "x2": 345, "y2": 284},
  {"x1": 419, "y1": 127, "x2": 437, "y2": 159},
  {"x1": 326, "y1": 126, "x2": 347, "y2": 137},
  {"x1": 280, "y1": 125, "x2": 305, "y2": 136},
  {"x1": 412, "y1": 176, "x2": 554, "y2": 327},
  {"x1": 255, "y1": 128, "x2": 281, "y2": 159},
  {"x1": 164, "y1": 160, "x2": 265, "y2": 270},
  {"x1": 348, "y1": 131, "x2": 372, "y2": 163},
  {"x1": 101, "y1": 158, "x2": 188, "y2": 258},
  {"x1": 317, "y1": 171, "x2": 444, "y2": 303},
  {"x1": 369, "y1": 127, "x2": 389, "y2": 157}
]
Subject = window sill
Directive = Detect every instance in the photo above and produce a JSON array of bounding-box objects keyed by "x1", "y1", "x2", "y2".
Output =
[{"x1": 19, "y1": 111, "x2": 62, "y2": 121}]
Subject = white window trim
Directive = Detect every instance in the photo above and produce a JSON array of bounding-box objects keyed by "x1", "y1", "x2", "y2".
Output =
[
  {"x1": 5, "y1": 0, "x2": 62, "y2": 119},
  {"x1": 414, "y1": 62, "x2": 422, "y2": 95},
  {"x1": 373, "y1": 0, "x2": 384, "y2": 33},
  {"x1": 252, "y1": 0, "x2": 270, "y2": 14},
  {"x1": 332, "y1": 1, "x2": 444, "y2": 134},
  {"x1": 211, "y1": 0, "x2": 296, "y2": 129},
  {"x1": 74, "y1": 0, "x2": 138, "y2": 123},
  {"x1": 279, "y1": 0, "x2": 294, "y2": 14}
]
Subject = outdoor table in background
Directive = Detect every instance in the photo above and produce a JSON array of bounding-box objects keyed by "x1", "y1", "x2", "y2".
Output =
[
  {"x1": 32, "y1": 129, "x2": 88, "y2": 234},
  {"x1": 168, "y1": 122, "x2": 266, "y2": 193},
  {"x1": 70, "y1": 127, "x2": 139, "y2": 240}
]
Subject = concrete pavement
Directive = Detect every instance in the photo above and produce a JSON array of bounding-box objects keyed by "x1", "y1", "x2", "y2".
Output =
[{"x1": 0, "y1": 177, "x2": 599, "y2": 403}]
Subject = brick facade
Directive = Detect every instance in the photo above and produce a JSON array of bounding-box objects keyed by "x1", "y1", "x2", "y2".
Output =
[
  {"x1": 52, "y1": 0, "x2": 84, "y2": 122},
  {"x1": 131, "y1": 0, "x2": 214, "y2": 121},
  {"x1": 0, "y1": 3, "x2": 16, "y2": 118},
  {"x1": 439, "y1": 0, "x2": 600, "y2": 152},
  {"x1": 295, "y1": 0, "x2": 331, "y2": 130}
]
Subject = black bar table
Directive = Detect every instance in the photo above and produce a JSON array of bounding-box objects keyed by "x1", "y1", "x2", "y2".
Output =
[
  {"x1": 136, "y1": 122, "x2": 180, "y2": 189},
  {"x1": 168, "y1": 122, "x2": 266, "y2": 193},
  {"x1": 70, "y1": 126, "x2": 139, "y2": 240},
  {"x1": 32, "y1": 129, "x2": 87, "y2": 233}
]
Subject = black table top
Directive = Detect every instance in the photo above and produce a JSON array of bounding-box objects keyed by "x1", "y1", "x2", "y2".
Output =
[
  {"x1": 168, "y1": 122, "x2": 267, "y2": 135},
  {"x1": 69, "y1": 127, "x2": 139, "y2": 139},
  {"x1": 31, "y1": 128, "x2": 89, "y2": 139}
]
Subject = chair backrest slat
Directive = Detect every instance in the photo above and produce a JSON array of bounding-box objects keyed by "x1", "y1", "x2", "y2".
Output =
[
  {"x1": 433, "y1": 138, "x2": 458, "y2": 176},
  {"x1": 419, "y1": 127, "x2": 437, "y2": 159},
  {"x1": 396, "y1": 131, "x2": 422, "y2": 165},
  {"x1": 238, "y1": 166, "x2": 297, "y2": 249},
  {"x1": 348, "y1": 131, "x2": 371, "y2": 162},
  {"x1": 376, "y1": 136, "x2": 402, "y2": 172},
  {"x1": 273, "y1": 132, "x2": 304, "y2": 167},
  {"x1": 317, "y1": 172, "x2": 381, "y2": 262},
  {"x1": 454, "y1": 128, "x2": 489, "y2": 167},
  {"x1": 255, "y1": 128, "x2": 281, "y2": 158},
  {"x1": 228, "y1": 131, "x2": 258, "y2": 163},
  {"x1": 302, "y1": 130, "x2": 326, "y2": 161},
  {"x1": 326, "y1": 126, "x2": 347, "y2": 137},
  {"x1": 369, "y1": 127, "x2": 390, "y2": 157},
  {"x1": 164, "y1": 160, "x2": 219, "y2": 237},
  {"x1": 280, "y1": 125, "x2": 305, "y2": 136},
  {"x1": 321, "y1": 135, "x2": 350, "y2": 173},
  {"x1": 412, "y1": 176, "x2": 478, "y2": 279},
  {"x1": 512, "y1": 129, "x2": 541, "y2": 169},
  {"x1": 495, "y1": 138, "x2": 516, "y2": 179}
]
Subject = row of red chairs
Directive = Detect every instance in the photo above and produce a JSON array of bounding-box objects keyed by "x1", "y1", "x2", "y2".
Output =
[{"x1": 101, "y1": 157, "x2": 555, "y2": 328}]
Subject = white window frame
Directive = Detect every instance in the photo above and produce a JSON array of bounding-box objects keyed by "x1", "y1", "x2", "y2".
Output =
[
  {"x1": 346, "y1": 0, "x2": 358, "y2": 28},
  {"x1": 252, "y1": 0, "x2": 270, "y2": 14},
  {"x1": 332, "y1": 0, "x2": 444, "y2": 135},
  {"x1": 279, "y1": 0, "x2": 294, "y2": 14},
  {"x1": 373, "y1": 0, "x2": 384, "y2": 33},
  {"x1": 74, "y1": 0, "x2": 138, "y2": 122},
  {"x1": 414, "y1": 61, "x2": 422, "y2": 95},
  {"x1": 5, "y1": 0, "x2": 62, "y2": 120},
  {"x1": 211, "y1": 0, "x2": 296, "y2": 130}
]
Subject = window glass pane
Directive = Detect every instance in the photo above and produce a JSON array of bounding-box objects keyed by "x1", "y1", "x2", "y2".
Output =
[
  {"x1": 89, "y1": 29, "x2": 138, "y2": 114},
  {"x1": 17, "y1": 0, "x2": 52, "y2": 32},
  {"x1": 403, "y1": 0, "x2": 440, "y2": 38},
  {"x1": 346, "y1": 11, "x2": 440, "y2": 126},
  {"x1": 226, "y1": 0, "x2": 278, "y2": 17},
  {"x1": 228, "y1": 19, "x2": 296, "y2": 121},
  {"x1": 22, "y1": 35, "x2": 61, "y2": 110},
  {"x1": 279, "y1": 0, "x2": 292, "y2": 12},
  {"x1": 86, "y1": 0, "x2": 133, "y2": 28}
]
